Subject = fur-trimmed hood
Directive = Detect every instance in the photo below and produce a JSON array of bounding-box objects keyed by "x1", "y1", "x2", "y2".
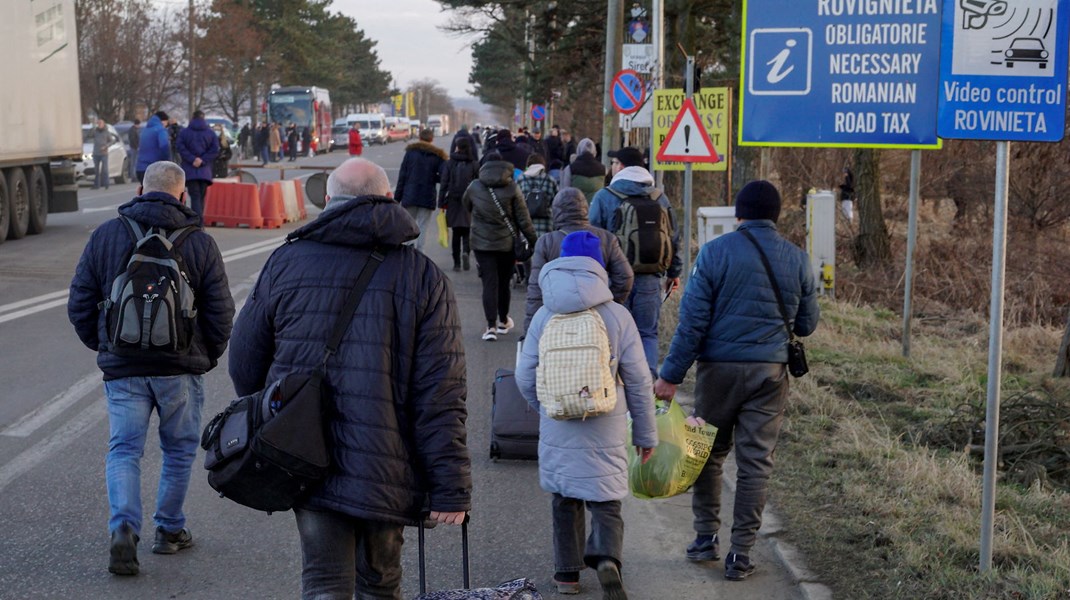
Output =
[{"x1": 405, "y1": 141, "x2": 448, "y2": 161}]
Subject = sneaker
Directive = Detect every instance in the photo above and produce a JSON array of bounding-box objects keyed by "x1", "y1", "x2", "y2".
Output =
[
  {"x1": 686, "y1": 534, "x2": 720, "y2": 561},
  {"x1": 462, "y1": 253, "x2": 470, "y2": 271},
  {"x1": 453, "y1": 263, "x2": 461, "y2": 272},
  {"x1": 724, "y1": 552, "x2": 756, "y2": 581},
  {"x1": 152, "y1": 526, "x2": 193, "y2": 555},
  {"x1": 553, "y1": 571, "x2": 581, "y2": 595},
  {"x1": 482, "y1": 328, "x2": 497, "y2": 341},
  {"x1": 495, "y1": 316, "x2": 515, "y2": 335},
  {"x1": 108, "y1": 522, "x2": 139, "y2": 576},
  {"x1": 596, "y1": 560, "x2": 628, "y2": 600}
]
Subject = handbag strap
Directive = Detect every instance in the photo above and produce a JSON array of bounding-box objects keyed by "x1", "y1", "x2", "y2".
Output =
[
  {"x1": 487, "y1": 184, "x2": 519, "y2": 239},
  {"x1": 321, "y1": 248, "x2": 386, "y2": 369},
  {"x1": 739, "y1": 229, "x2": 795, "y2": 341}
]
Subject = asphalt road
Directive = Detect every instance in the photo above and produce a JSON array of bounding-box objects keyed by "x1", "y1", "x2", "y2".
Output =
[{"x1": 0, "y1": 139, "x2": 804, "y2": 599}]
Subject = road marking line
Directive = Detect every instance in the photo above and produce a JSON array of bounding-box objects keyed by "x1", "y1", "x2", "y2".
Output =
[
  {"x1": 81, "y1": 205, "x2": 122, "y2": 213},
  {"x1": 0, "y1": 399, "x2": 107, "y2": 492},
  {"x1": 1, "y1": 373, "x2": 101, "y2": 437},
  {"x1": 0, "y1": 290, "x2": 69, "y2": 315},
  {"x1": 0, "y1": 298, "x2": 68, "y2": 325}
]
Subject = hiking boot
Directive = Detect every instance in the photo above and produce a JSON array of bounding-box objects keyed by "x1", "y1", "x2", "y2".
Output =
[
  {"x1": 482, "y1": 328, "x2": 498, "y2": 341},
  {"x1": 108, "y1": 522, "x2": 139, "y2": 576},
  {"x1": 724, "y1": 552, "x2": 756, "y2": 581},
  {"x1": 596, "y1": 560, "x2": 628, "y2": 600},
  {"x1": 462, "y1": 253, "x2": 470, "y2": 271},
  {"x1": 553, "y1": 571, "x2": 580, "y2": 595},
  {"x1": 495, "y1": 316, "x2": 515, "y2": 335},
  {"x1": 686, "y1": 534, "x2": 720, "y2": 562},
  {"x1": 152, "y1": 526, "x2": 193, "y2": 555}
]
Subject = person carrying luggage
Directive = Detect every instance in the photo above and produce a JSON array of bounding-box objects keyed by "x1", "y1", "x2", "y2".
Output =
[{"x1": 515, "y1": 231, "x2": 657, "y2": 600}]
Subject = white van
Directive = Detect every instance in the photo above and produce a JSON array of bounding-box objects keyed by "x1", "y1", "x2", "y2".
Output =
[{"x1": 345, "y1": 113, "x2": 387, "y2": 145}]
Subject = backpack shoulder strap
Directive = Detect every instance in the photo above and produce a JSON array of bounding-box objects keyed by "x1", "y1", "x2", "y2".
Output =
[
  {"x1": 121, "y1": 216, "x2": 146, "y2": 243},
  {"x1": 167, "y1": 226, "x2": 196, "y2": 248}
]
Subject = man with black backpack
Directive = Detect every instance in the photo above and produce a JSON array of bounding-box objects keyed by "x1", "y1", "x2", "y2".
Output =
[
  {"x1": 588, "y1": 146, "x2": 682, "y2": 379},
  {"x1": 68, "y1": 160, "x2": 235, "y2": 577}
]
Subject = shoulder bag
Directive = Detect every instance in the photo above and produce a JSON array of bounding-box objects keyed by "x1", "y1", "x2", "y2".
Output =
[
  {"x1": 739, "y1": 229, "x2": 809, "y2": 378},
  {"x1": 487, "y1": 184, "x2": 533, "y2": 261}
]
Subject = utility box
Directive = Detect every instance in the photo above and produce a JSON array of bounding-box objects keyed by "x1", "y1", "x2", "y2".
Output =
[
  {"x1": 806, "y1": 189, "x2": 836, "y2": 296},
  {"x1": 697, "y1": 206, "x2": 738, "y2": 248}
]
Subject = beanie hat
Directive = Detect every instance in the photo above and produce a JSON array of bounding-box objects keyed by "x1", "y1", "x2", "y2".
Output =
[
  {"x1": 560, "y1": 231, "x2": 604, "y2": 267},
  {"x1": 734, "y1": 180, "x2": 782, "y2": 222},
  {"x1": 607, "y1": 146, "x2": 644, "y2": 167}
]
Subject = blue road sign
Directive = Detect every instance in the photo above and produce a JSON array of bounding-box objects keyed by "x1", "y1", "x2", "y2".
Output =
[
  {"x1": 740, "y1": 0, "x2": 943, "y2": 148},
  {"x1": 531, "y1": 104, "x2": 546, "y2": 121},
  {"x1": 611, "y1": 70, "x2": 645, "y2": 115},
  {"x1": 937, "y1": 0, "x2": 1069, "y2": 141}
]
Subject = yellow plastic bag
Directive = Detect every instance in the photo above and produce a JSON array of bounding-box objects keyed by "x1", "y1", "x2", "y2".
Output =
[
  {"x1": 628, "y1": 399, "x2": 717, "y2": 499},
  {"x1": 437, "y1": 210, "x2": 449, "y2": 248}
]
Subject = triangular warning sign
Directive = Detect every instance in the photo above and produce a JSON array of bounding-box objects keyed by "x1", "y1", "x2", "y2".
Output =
[{"x1": 656, "y1": 98, "x2": 720, "y2": 164}]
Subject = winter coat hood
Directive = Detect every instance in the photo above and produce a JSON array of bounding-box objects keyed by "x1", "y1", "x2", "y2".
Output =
[
  {"x1": 539, "y1": 256, "x2": 613, "y2": 314},
  {"x1": 118, "y1": 192, "x2": 202, "y2": 229},
  {"x1": 405, "y1": 141, "x2": 448, "y2": 161},
  {"x1": 450, "y1": 147, "x2": 476, "y2": 162},
  {"x1": 478, "y1": 160, "x2": 515, "y2": 188},
  {"x1": 145, "y1": 115, "x2": 164, "y2": 130},
  {"x1": 524, "y1": 164, "x2": 546, "y2": 177},
  {"x1": 611, "y1": 166, "x2": 654, "y2": 186},
  {"x1": 188, "y1": 117, "x2": 210, "y2": 131},
  {"x1": 577, "y1": 137, "x2": 597, "y2": 156},
  {"x1": 298, "y1": 195, "x2": 419, "y2": 248},
  {"x1": 551, "y1": 187, "x2": 589, "y2": 229}
]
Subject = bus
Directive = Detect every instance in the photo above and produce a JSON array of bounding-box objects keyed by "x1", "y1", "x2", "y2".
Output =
[{"x1": 267, "y1": 86, "x2": 332, "y2": 155}]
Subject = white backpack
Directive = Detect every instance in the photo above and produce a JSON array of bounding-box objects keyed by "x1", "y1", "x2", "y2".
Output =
[{"x1": 536, "y1": 308, "x2": 618, "y2": 420}]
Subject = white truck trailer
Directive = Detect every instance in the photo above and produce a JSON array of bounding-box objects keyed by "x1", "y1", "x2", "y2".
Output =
[
  {"x1": 427, "y1": 114, "x2": 450, "y2": 137},
  {"x1": 0, "y1": 0, "x2": 82, "y2": 244}
]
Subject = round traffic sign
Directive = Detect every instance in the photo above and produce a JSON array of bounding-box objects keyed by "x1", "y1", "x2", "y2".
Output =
[
  {"x1": 611, "y1": 70, "x2": 645, "y2": 115},
  {"x1": 531, "y1": 105, "x2": 546, "y2": 121}
]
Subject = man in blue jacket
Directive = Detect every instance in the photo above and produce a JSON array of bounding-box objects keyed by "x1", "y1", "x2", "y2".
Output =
[
  {"x1": 135, "y1": 111, "x2": 172, "y2": 183},
  {"x1": 395, "y1": 128, "x2": 448, "y2": 252},
  {"x1": 589, "y1": 147, "x2": 682, "y2": 378},
  {"x1": 654, "y1": 180, "x2": 819, "y2": 582},
  {"x1": 176, "y1": 110, "x2": 220, "y2": 218},
  {"x1": 228, "y1": 158, "x2": 471, "y2": 599},
  {"x1": 68, "y1": 161, "x2": 235, "y2": 577}
]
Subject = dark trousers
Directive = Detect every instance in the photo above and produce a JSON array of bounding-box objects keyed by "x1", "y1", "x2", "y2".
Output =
[
  {"x1": 135, "y1": 171, "x2": 145, "y2": 184},
  {"x1": 294, "y1": 508, "x2": 404, "y2": 600},
  {"x1": 552, "y1": 494, "x2": 624, "y2": 572},
  {"x1": 474, "y1": 249, "x2": 515, "y2": 328},
  {"x1": 186, "y1": 180, "x2": 209, "y2": 217},
  {"x1": 691, "y1": 361, "x2": 789, "y2": 556},
  {"x1": 451, "y1": 227, "x2": 470, "y2": 265}
]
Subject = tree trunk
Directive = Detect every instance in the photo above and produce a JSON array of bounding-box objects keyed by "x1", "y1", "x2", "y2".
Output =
[
  {"x1": 852, "y1": 148, "x2": 891, "y2": 267},
  {"x1": 1054, "y1": 306, "x2": 1070, "y2": 377}
]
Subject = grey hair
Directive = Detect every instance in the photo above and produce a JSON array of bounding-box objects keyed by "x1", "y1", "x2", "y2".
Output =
[
  {"x1": 577, "y1": 137, "x2": 597, "y2": 157},
  {"x1": 142, "y1": 161, "x2": 186, "y2": 195},
  {"x1": 326, "y1": 159, "x2": 391, "y2": 199}
]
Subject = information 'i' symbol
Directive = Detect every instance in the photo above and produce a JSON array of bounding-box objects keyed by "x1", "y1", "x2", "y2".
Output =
[{"x1": 766, "y1": 39, "x2": 797, "y2": 84}]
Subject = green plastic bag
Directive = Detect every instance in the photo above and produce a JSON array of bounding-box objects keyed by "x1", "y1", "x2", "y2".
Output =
[{"x1": 628, "y1": 399, "x2": 718, "y2": 500}]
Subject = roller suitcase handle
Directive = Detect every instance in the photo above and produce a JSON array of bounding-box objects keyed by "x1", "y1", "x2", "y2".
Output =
[{"x1": 417, "y1": 513, "x2": 471, "y2": 594}]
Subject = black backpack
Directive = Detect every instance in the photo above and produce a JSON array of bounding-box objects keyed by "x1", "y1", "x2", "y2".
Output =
[
  {"x1": 527, "y1": 185, "x2": 551, "y2": 219},
  {"x1": 100, "y1": 217, "x2": 197, "y2": 355},
  {"x1": 609, "y1": 189, "x2": 674, "y2": 274}
]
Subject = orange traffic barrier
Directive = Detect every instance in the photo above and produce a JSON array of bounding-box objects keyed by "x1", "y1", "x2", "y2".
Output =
[
  {"x1": 259, "y1": 181, "x2": 286, "y2": 229},
  {"x1": 204, "y1": 181, "x2": 265, "y2": 228},
  {"x1": 292, "y1": 180, "x2": 308, "y2": 220}
]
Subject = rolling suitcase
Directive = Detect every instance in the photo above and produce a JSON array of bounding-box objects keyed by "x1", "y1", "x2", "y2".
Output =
[{"x1": 489, "y1": 368, "x2": 540, "y2": 460}]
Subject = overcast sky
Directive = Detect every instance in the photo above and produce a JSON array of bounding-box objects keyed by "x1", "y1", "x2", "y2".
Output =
[{"x1": 331, "y1": 0, "x2": 476, "y2": 99}]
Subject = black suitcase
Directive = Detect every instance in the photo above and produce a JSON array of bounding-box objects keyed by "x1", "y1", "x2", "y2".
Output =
[{"x1": 489, "y1": 368, "x2": 539, "y2": 460}]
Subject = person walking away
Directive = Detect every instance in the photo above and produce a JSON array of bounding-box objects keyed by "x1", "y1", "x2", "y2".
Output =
[
  {"x1": 451, "y1": 124, "x2": 479, "y2": 161},
  {"x1": 514, "y1": 231, "x2": 656, "y2": 600},
  {"x1": 654, "y1": 180, "x2": 819, "y2": 582},
  {"x1": 168, "y1": 121, "x2": 182, "y2": 163},
  {"x1": 237, "y1": 123, "x2": 251, "y2": 160},
  {"x1": 91, "y1": 119, "x2": 111, "y2": 190},
  {"x1": 347, "y1": 124, "x2": 363, "y2": 156},
  {"x1": 127, "y1": 119, "x2": 141, "y2": 181},
  {"x1": 269, "y1": 123, "x2": 282, "y2": 163},
  {"x1": 212, "y1": 125, "x2": 232, "y2": 179},
  {"x1": 395, "y1": 128, "x2": 448, "y2": 252},
  {"x1": 227, "y1": 158, "x2": 471, "y2": 599},
  {"x1": 524, "y1": 187, "x2": 633, "y2": 331},
  {"x1": 301, "y1": 126, "x2": 313, "y2": 157},
  {"x1": 67, "y1": 160, "x2": 235, "y2": 576},
  {"x1": 560, "y1": 138, "x2": 606, "y2": 198},
  {"x1": 255, "y1": 122, "x2": 269, "y2": 166},
  {"x1": 286, "y1": 123, "x2": 299, "y2": 162},
  {"x1": 589, "y1": 146, "x2": 682, "y2": 379},
  {"x1": 516, "y1": 153, "x2": 559, "y2": 239},
  {"x1": 494, "y1": 128, "x2": 531, "y2": 173},
  {"x1": 560, "y1": 130, "x2": 577, "y2": 165},
  {"x1": 176, "y1": 110, "x2": 220, "y2": 218},
  {"x1": 462, "y1": 151, "x2": 537, "y2": 341},
  {"x1": 543, "y1": 125, "x2": 564, "y2": 166},
  {"x1": 136, "y1": 112, "x2": 171, "y2": 183},
  {"x1": 439, "y1": 136, "x2": 479, "y2": 271}
]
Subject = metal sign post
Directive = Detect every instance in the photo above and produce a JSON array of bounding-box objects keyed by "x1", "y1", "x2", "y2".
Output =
[
  {"x1": 683, "y1": 55, "x2": 695, "y2": 282},
  {"x1": 902, "y1": 150, "x2": 921, "y2": 357}
]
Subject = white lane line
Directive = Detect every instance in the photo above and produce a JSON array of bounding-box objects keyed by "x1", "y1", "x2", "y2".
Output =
[
  {"x1": 0, "y1": 298, "x2": 69, "y2": 325},
  {"x1": 1, "y1": 373, "x2": 101, "y2": 438},
  {"x1": 0, "y1": 290, "x2": 69, "y2": 316},
  {"x1": 221, "y1": 236, "x2": 286, "y2": 258},
  {"x1": 0, "y1": 400, "x2": 108, "y2": 491},
  {"x1": 81, "y1": 205, "x2": 123, "y2": 213}
]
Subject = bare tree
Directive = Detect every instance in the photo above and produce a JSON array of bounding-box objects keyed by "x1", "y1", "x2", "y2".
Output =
[{"x1": 852, "y1": 148, "x2": 891, "y2": 267}]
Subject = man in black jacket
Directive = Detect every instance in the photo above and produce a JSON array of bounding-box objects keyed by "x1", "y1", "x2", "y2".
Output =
[
  {"x1": 67, "y1": 161, "x2": 235, "y2": 577},
  {"x1": 229, "y1": 157, "x2": 471, "y2": 599},
  {"x1": 395, "y1": 128, "x2": 447, "y2": 252}
]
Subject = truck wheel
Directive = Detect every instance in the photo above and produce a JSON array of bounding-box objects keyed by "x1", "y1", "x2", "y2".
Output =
[
  {"x1": 6, "y1": 168, "x2": 29, "y2": 240},
  {"x1": 0, "y1": 172, "x2": 9, "y2": 245},
  {"x1": 27, "y1": 166, "x2": 48, "y2": 234},
  {"x1": 115, "y1": 158, "x2": 129, "y2": 185}
]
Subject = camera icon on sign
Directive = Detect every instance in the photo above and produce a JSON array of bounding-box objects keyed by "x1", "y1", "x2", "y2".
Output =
[{"x1": 749, "y1": 28, "x2": 813, "y2": 96}]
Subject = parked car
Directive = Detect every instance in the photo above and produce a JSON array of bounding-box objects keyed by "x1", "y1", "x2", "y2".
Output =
[
  {"x1": 75, "y1": 123, "x2": 129, "y2": 185},
  {"x1": 331, "y1": 123, "x2": 349, "y2": 151}
]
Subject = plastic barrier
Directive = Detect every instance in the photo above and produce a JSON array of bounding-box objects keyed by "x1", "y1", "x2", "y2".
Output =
[
  {"x1": 279, "y1": 180, "x2": 301, "y2": 223},
  {"x1": 291, "y1": 180, "x2": 308, "y2": 220},
  {"x1": 204, "y1": 181, "x2": 265, "y2": 228},
  {"x1": 259, "y1": 181, "x2": 286, "y2": 229}
]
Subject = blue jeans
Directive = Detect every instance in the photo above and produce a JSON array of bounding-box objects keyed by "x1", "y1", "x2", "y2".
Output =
[
  {"x1": 294, "y1": 508, "x2": 404, "y2": 600},
  {"x1": 404, "y1": 205, "x2": 435, "y2": 252},
  {"x1": 93, "y1": 153, "x2": 109, "y2": 189},
  {"x1": 103, "y1": 375, "x2": 204, "y2": 534},
  {"x1": 625, "y1": 274, "x2": 662, "y2": 378}
]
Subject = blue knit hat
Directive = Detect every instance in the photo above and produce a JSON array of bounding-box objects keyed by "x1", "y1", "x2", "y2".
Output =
[{"x1": 560, "y1": 231, "x2": 604, "y2": 267}]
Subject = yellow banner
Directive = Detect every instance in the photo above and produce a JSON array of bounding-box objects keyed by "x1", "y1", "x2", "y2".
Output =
[
  {"x1": 652, "y1": 88, "x2": 729, "y2": 172},
  {"x1": 393, "y1": 94, "x2": 403, "y2": 112},
  {"x1": 407, "y1": 92, "x2": 416, "y2": 117}
]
